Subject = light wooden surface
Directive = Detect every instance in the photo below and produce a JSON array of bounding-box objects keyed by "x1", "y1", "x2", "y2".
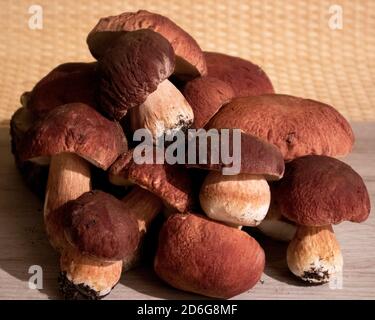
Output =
[{"x1": 0, "y1": 122, "x2": 374, "y2": 300}]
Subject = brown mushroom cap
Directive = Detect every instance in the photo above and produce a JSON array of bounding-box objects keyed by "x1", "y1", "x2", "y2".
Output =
[
  {"x1": 88, "y1": 10, "x2": 207, "y2": 78},
  {"x1": 154, "y1": 213, "x2": 265, "y2": 298},
  {"x1": 204, "y1": 51, "x2": 274, "y2": 97},
  {"x1": 19, "y1": 103, "x2": 127, "y2": 170},
  {"x1": 207, "y1": 94, "x2": 354, "y2": 160},
  {"x1": 182, "y1": 76, "x2": 235, "y2": 128},
  {"x1": 273, "y1": 155, "x2": 371, "y2": 226},
  {"x1": 26, "y1": 62, "x2": 99, "y2": 117},
  {"x1": 98, "y1": 29, "x2": 175, "y2": 120},
  {"x1": 187, "y1": 130, "x2": 284, "y2": 180},
  {"x1": 62, "y1": 190, "x2": 140, "y2": 261},
  {"x1": 109, "y1": 149, "x2": 194, "y2": 212}
]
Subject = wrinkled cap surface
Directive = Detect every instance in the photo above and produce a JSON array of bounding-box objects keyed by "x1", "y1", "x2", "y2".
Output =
[
  {"x1": 88, "y1": 10, "x2": 207, "y2": 78},
  {"x1": 26, "y1": 62, "x2": 99, "y2": 117},
  {"x1": 273, "y1": 155, "x2": 371, "y2": 226},
  {"x1": 183, "y1": 76, "x2": 234, "y2": 128},
  {"x1": 204, "y1": 51, "x2": 274, "y2": 97},
  {"x1": 154, "y1": 213, "x2": 265, "y2": 299},
  {"x1": 62, "y1": 190, "x2": 140, "y2": 261},
  {"x1": 109, "y1": 149, "x2": 194, "y2": 212},
  {"x1": 19, "y1": 103, "x2": 127, "y2": 169},
  {"x1": 98, "y1": 29, "x2": 175, "y2": 120},
  {"x1": 207, "y1": 94, "x2": 354, "y2": 161},
  {"x1": 187, "y1": 130, "x2": 284, "y2": 180}
]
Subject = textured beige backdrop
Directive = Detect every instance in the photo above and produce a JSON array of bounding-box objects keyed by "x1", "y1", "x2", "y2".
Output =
[{"x1": 0, "y1": 0, "x2": 374, "y2": 123}]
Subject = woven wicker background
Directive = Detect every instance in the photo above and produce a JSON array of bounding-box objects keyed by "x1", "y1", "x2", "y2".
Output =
[{"x1": 0, "y1": 0, "x2": 374, "y2": 123}]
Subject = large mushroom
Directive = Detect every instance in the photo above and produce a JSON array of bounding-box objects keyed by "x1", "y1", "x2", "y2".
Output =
[
  {"x1": 188, "y1": 130, "x2": 284, "y2": 227},
  {"x1": 19, "y1": 103, "x2": 127, "y2": 298},
  {"x1": 273, "y1": 155, "x2": 370, "y2": 283},
  {"x1": 154, "y1": 213, "x2": 265, "y2": 298},
  {"x1": 22, "y1": 62, "x2": 99, "y2": 118},
  {"x1": 207, "y1": 94, "x2": 354, "y2": 161},
  {"x1": 98, "y1": 29, "x2": 194, "y2": 141},
  {"x1": 87, "y1": 10, "x2": 207, "y2": 79}
]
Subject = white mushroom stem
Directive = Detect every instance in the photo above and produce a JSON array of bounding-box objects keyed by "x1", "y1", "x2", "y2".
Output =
[
  {"x1": 44, "y1": 152, "x2": 91, "y2": 250},
  {"x1": 121, "y1": 186, "x2": 163, "y2": 271},
  {"x1": 129, "y1": 79, "x2": 194, "y2": 143},
  {"x1": 287, "y1": 225, "x2": 343, "y2": 284},
  {"x1": 199, "y1": 171, "x2": 271, "y2": 227},
  {"x1": 257, "y1": 204, "x2": 297, "y2": 242}
]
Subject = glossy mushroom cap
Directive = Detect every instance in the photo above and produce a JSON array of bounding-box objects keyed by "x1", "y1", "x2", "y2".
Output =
[
  {"x1": 98, "y1": 29, "x2": 175, "y2": 120},
  {"x1": 154, "y1": 213, "x2": 265, "y2": 298},
  {"x1": 187, "y1": 130, "x2": 285, "y2": 180},
  {"x1": 19, "y1": 103, "x2": 127, "y2": 170},
  {"x1": 207, "y1": 94, "x2": 354, "y2": 160},
  {"x1": 204, "y1": 51, "x2": 274, "y2": 97},
  {"x1": 109, "y1": 149, "x2": 195, "y2": 213},
  {"x1": 25, "y1": 62, "x2": 99, "y2": 118},
  {"x1": 273, "y1": 155, "x2": 371, "y2": 226},
  {"x1": 88, "y1": 10, "x2": 207, "y2": 78},
  {"x1": 62, "y1": 191, "x2": 140, "y2": 261},
  {"x1": 183, "y1": 76, "x2": 234, "y2": 128}
]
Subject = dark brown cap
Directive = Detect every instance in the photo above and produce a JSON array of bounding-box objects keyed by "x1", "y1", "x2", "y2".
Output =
[
  {"x1": 207, "y1": 94, "x2": 355, "y2": 161},
  {"x1": 187, "y1": 130, "x2": 284, "y2": 180},
  {"x1": 26, "y1": 62, "x2": 99, "y2": 118},
  {"x1": 204, "y1": 51, "x2": 274, "y2": 97},
  {"x1": 98, "y1": 29, "x2": 175, "y2": 120},
  {"x1": 109, "y1": 149, "x2": 194, "y2": 212},
  {"x1": 154, "y1": 213, "x2": 265, "y2": 298},
  {"x1": 88, "y1": 10, "x2": 207, "y2": 78},
  {"x1": 19, "y1": 103, "x2": 127, "y2": 170},
  {"x1": 273, "y1": 155, "x2": 371, "y2": 226},
  {"x1": 62, "y1": 190, "x2": 140, "y2": 261},
  {"x1": 182, "y1": 76, "x2": 235, "y2": 128}
]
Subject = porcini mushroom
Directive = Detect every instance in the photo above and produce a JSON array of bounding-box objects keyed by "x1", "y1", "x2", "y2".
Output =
[
  {"x1": 22, "y1": 62, "x2": 99, "y2": 118},
  {"x1": 87, "y1": 10, "x2": 207, "y2": 79},
  {"x1": 98, "y1": 29, "x2": 194, "y2": 141},
  {"x1": 191, "y1": 131, "x2": 284, "y2": 227},
  {"x1": 204, "y1": 51, "x2": 274, "y2": 97},
  {"x1": 19, "y1": 103, "x2": 127, "y2": 298},
  {"x1": 154, "y1": 213, "x2": 265, "y2": 298},
  {"x1": 207, "y1": 94, "x2": 354, "y2": 161},
  {"x1": 273, "y1": 155, "x2": 371, "y2": 283}
]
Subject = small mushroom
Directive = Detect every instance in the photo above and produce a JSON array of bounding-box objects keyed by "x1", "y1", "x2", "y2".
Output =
[
  {"x1": 154, "y1": 213, "x2": 265, "y2": 298},
  {"x1": 206, "y1": 94, "x2": 354, "y2": 161},
  {"x1": 204, "y1": 51, "x2": 274, "y2": 97},
  {"x1": 87, "y1": 10, "x2": 207, "y2": 79},
  {"x1": 98, "y1": 29, "x2": 194, "y2": 141},
  {"x1": 273, "y1": 155, "x2": 371, "y2": 283},
  {"x1": 191, "y1": 131, "x2": 284, "y2": 227},
  {"x1": 23, "y1": 62, "x2": 99, "y2": 118}
]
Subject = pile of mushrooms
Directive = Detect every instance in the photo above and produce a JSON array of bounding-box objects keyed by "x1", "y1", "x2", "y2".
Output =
[{"x1": 10, "y1": 10, "x2": 370, "y2": 299}]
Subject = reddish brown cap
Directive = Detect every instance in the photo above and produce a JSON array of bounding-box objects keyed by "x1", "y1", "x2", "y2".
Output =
[
  {"x1": 207, "y1": 94, "x2": 355, "y2": 161},
  {"x1": 98, "y1": 29, "x2": 175, "y2": 120},
  {"x1": 88, "y1": 10, "x2": 207, "y2": 78},
  {"x1": 154, "y1": 213, "x2": 265, "y2": 298},
  {"x1": 273, "y1": 155, "x2": 371, "y2": 226},
  {"x1": 109, "y1": 149, "x2": 194, "y2": 212},
  {"x1": 26, "y1": 62, "x2": 99, "y2": 118},
  {"x1": 204, "y1": 51, "x2": 274, "y2": 97},
  {"x1": 187, "y1": 130, "x2": 284, "y2": 180},
  {"x1": 182, "y1": 76, "x2": 234, "y2": 128},
  {"x1": 62, "y1": 190, "x2": 140, "y2": 261},
  {"x1": 19, "y1": 103, "x2": 127, "y2": 170}
]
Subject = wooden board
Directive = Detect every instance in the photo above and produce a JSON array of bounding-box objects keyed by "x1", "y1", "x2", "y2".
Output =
[{"x1": 0, "y1": 123, "x2": 374, "y2": 300}]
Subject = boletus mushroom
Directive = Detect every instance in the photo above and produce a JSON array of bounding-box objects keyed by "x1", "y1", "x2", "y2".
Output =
[
  {"x1": 154, "y1": 213, "x2": 265, "y2": 298},
  {"x1": 273, "y1": 155, "x2": 371, "y2": 283}
]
